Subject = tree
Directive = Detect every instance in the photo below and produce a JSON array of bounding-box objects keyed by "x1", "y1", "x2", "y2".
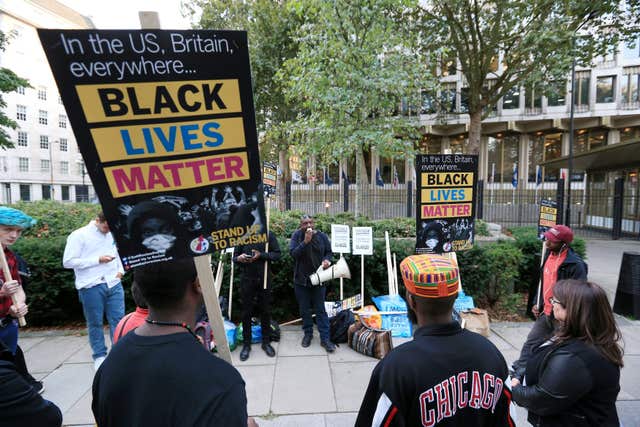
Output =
[
  {"x1": 278, "y1": 0, "x2": 434, "y2": 213},
  {"x1": 417, "y1": 0, "x2": 639, "y2": 154},
  {"x1": 187, "y1": 0, "x2": 303, "y2": 207},
  {"x1": 0, "y1": 31, "x2": 30, "y2": 149}
]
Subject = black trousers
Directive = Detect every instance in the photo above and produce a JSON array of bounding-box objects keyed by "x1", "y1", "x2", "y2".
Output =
[{"x1": 241, "y1": 277, "x2": 271, "y2": 345}]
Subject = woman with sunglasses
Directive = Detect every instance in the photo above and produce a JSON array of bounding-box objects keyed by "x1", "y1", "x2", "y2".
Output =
[{"x1": 511, "y1": 279, "x2": 623, "y2": 426}]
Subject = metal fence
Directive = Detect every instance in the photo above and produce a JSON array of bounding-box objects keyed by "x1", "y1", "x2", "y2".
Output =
[{"x1": 282, "y1": 180, "x2": 640, "y2": 240}]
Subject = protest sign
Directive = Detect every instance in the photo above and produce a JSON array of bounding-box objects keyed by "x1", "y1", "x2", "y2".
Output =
[
  {"x1": 331, "y1": 224, "x2": 350, "y2": 254},
  {"x1": 263, "y1": 161, "x2": 277, "y2": 197},
  {"x1": 38, "y1": 30, "x2": 266, "y2": 269},
  {"x1": 538, "y1": 199, "x2": 558, "y2": 239},
  {"x1": 352, "y1": 227, "x2": 373, "y2": 256},
  {"x1": 416, "y1": 154, "x2": 478, "y2": 254}
]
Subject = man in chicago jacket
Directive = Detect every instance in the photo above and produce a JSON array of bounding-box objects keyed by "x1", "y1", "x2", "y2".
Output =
[
  {"x1": 356, "y1": 254, "x2": 514, "y2": 427},
  {"x1": 511, "y1": 224, "x2": 587, "y2": 380}
]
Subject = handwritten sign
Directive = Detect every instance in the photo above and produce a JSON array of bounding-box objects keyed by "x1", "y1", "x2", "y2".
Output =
[
  {"x1": 352, "y1": 227, "x2": 373, "y2": 255},
  {"x1": 538, "y1": 199, "x2": 558, "y2": 239},
  {"x1": 331, "y1": 224, "x2": 350, "y2": 254}
]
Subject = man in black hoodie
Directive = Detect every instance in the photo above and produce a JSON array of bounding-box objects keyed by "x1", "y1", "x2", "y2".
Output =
[{"x1": 511, "y1": 224, "x2": 587, "y2": 380}]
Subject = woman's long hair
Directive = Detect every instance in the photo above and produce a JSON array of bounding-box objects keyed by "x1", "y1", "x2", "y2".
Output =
[{"x1": 554, "y1": 280, "x2": 624, "y2": 367}]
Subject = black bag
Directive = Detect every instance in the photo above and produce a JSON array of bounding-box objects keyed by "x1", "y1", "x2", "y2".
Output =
[
  {"x1": 269, "y1": 320, "x2": 281, "y2": 342},
  {"x1": 330, "y1": 309, "x2": 355, "y2": 343}
]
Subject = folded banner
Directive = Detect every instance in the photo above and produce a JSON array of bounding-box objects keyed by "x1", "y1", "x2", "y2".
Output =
[{"x1": 38, "y1": 30, "x2": 267, "y2": 268}]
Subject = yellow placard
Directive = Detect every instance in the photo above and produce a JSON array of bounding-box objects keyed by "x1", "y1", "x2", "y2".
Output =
[
  {"x1": 421, "y1": 203, "x2": 473, "y2": 219},
  {"x1": 104, "y1": 152, "x2": 249, "y2": 198},
  {"x1": 91, "y1": 117, "x2": 246, "y2": 162},
  {"x1": 421, "y1": 188, "x2": 473, "y2": 203},
  {"x1": 540, "y1": 206, "x2": 557, "y2": 214},
  {"x1": 76, "y1": 79, "x2": 242, "y2": 123},
  {"x1": 421, "y1": 172, "x2": 474, "y2": 187}
]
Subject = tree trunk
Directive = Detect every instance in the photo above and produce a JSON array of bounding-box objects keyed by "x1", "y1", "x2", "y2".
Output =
[
  {"x1": 277, "y1": 149, "x2": 289, "y2": 211},
  {"x1": 468, "y1": 110, "x2": 482, "y2": 155},
  {"x1": 356, "y1": 147, "x2": 371, "y2": 218}
]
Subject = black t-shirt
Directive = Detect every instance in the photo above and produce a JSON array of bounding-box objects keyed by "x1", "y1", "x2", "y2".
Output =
[{"x1": 92, "y1": 331, "x2": 248, "y2": 427}]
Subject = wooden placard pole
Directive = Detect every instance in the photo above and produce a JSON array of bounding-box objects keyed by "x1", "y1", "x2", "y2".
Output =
[
  {"x1": 535, "y1": 243, "x2": 548, "y2": 311},
  {"x1": 228, "y1": 248, "x2": 235, "y2": 320},
  {"x1": 360, "y1": 254, "x2": 365, "y2": 310},
  {"x1": 385, "y1": 231, "x2": 393, "y2": 295},
  {"x1": 214, "y1": 251, "x2": 225, "y2": 296},
  {"x1": 194, "y1": 255, "x2": 231, "y2": 364},
  {"x1": 392, "y1": 253, "x2": 398, "y2": 295},
  {"x1": 263, "y1": 196, "x2": 271, "y2": 289},
  {"x1": 0, "y1": 248, "x2": 26, "y2": 327},
  {"x1": 339, "y1": 254, "x2": 344, "y2": 300}
]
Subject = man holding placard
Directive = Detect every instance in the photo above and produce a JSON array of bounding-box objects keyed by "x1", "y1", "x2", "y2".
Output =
[
  {"x1": 234, "y1": 230, "x2": 281, "y2": 361},
  {"x1": 290, "y1": 215, "x2": 335, "y2": 352}
]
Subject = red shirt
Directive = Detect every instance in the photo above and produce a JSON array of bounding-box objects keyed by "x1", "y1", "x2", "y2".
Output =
[
  {"x1": 113, "y1": 307, "x2": 149, "y2": 344},
  {"x1": 542, "y1": 249, "x2": 568, "y2": 315},
  {"x1": 0, "y1": 248, "x2": 20, "y2": 318}
]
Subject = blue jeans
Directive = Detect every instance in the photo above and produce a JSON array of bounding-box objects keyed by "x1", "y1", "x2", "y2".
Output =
[
  {"x1": 78, "y1": 283, "x2": 124, "y2": 360},
  {"x1": 0, "y1": 319, "x2": 18, "y2": 354},
  {"x1": 294, "y1": 284, "x2": 330, "y2": 342}
]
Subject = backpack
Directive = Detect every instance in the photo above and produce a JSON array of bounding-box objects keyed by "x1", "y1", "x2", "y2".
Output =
[{"x1": 330, "y1": 309, "x2": 355, "y2": 343}]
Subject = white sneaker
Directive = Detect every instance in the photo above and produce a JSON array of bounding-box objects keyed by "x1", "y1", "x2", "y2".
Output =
[{"x1": 94, "y1": 356, "x2": 106, "y2": 371}]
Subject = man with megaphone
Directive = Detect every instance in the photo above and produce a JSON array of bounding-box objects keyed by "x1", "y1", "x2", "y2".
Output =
[{"x1": 289, "y1": 215, "x2": 335, "y2": 352}]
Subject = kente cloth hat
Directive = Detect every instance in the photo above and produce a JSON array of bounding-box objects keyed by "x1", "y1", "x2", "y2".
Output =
[
  {"x1": 543, "y1": 224, "x2": 574, "y2": 244},
  {"x1": 400, "y1": 254, "x2": 460, "y2": 298},
  {"x1": 0, "y1": 207, "x2": 36, "y2": 228}
]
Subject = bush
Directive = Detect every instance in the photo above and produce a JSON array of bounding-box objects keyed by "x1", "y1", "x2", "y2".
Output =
[{"x1": 13, "y1": 200, "x2": 101, "y2": 238}]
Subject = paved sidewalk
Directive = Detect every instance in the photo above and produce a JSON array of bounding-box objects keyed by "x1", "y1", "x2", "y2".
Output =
[{"x1": 19, "y1": 239, "x2": 640, "y2": 426}]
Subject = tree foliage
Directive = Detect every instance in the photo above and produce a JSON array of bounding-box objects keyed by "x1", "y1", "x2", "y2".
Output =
[
  {"x1": 278, "y1": 0, "x2": 433, "y2": 165},
  {"x1": 187, "y1": 0, "x2": 302, "y2": 162},
  {"x1": 417, "y1": 0, "x2": 639, "y2": 153},
  {"x1": 0, "y1": 31, "x2": 30, "y2": 150}
]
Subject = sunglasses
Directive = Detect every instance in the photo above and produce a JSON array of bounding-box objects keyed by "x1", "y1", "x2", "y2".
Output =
[{"x1": 549, "y1": 297, "x2": 564, "y2": 307}]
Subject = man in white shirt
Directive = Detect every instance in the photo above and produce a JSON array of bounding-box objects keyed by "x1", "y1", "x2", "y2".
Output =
[{"x1": 63, "y1": 213, "x2": 124, "y2": 370}]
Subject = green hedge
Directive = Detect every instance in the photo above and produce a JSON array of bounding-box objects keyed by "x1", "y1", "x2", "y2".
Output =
[{"x1": 7, "y1": 201, "x2": 532, "y2": 325}]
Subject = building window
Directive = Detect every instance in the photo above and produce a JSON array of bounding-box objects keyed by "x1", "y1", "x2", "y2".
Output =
[
  {"x1": 38, "y1": 110, "x2": 48, "y2": 125},
  {"x1": 41, "y1": 184, "x2": 51, "y2": 200},
  {"x1": 546, "y1": 81, "x2": 566, "y2": 106},
  {"x1": 421, "y1": 91, "x2": 437, "y2": 114},
  {"x1": 61, "y1": 185, "x2": 70, "y2": 201},
  {"x1": 58, "y1": 114, "x2": 67, "y2": 128},
  {"x1": 19, "y1": 184, "x2": 30, "y2": 201},
  {"x1": 37, "y1": 87, "x2": 47, "y2": 101},
  {"x1": 380, "y1": 157, "x2": 405, "y2": 185},
  {"x1": 60, "y1": 161, "x2": 69, "y2": 175},
  {"x1": 573, "y1": 72, "x2": 590, "y2": 107},
  {"x1": 623, "y1": 37, "x2": 640, "y2": 59},
  {"x1": 574, "y1": 128, "x2": 607, "y2": 155},
  {"x1": 417, "y1": 135, "x2": 442, "y2": 154},
  {"x1": 596, "y1": 76, "x2": 615, "y2": 103},
  {"x1": 440, "y1": 55, "x2": 456, "y2": 77},
  {"x1": 59, "y1": 138, "x2": 68, "y2": 152},
  {"x1": 440, "y1": 83, "x2": 456, "y2": 113},
  {"x1": 502, "y1": 86, "x2": 520, "y2": 110},
  {"x1": 621, "y1": 126, "x2": 640, "y2": 143},
  {"x1": 40, "y1": 159, "x2": 50, "y2": 172},
  {"x1": 460, "y1": 87, "x2": 470, "y2": 113},
  {"x1": 449, "y1": 135, "x2": 468, "y2": 154},
  {"x1": 528, "y1": 133, "x2": 562, "y2": 183},
  {"x1": 487, "y1": 135, "x2": 519, "y2": 184},
  {"x1": 525, "y1": 85, "x2": 542, "y2": 111},
  {"x1": 17, "y1": 132, "x2": 28, "y2": 147},
  {"x1": 621, "y1": 71, "x2": 639, "y2": 107},
  {"x1": 18, "y1": 157, "x2": 29, "y2": 172},
  {"x1": 40, "y1": 135, "x2": 49, "y2": 149},
  {"x1": 16, "y1": 105, "x2": 26, "y2": 121},
  {"x1": 16, "y1": 86, "x2": 25, "y2": 95}
]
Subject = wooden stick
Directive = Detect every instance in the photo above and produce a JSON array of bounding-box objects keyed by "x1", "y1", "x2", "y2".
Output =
[
  {"x1": 0, "y1": 248, "x2": 26, "y2": 327},
  {"x1": 228, "y1": 248, "x2": 235, "y2": 320},
  {"x1": 194, "y1": 255, "x2": 231, "y2": 363},
  {"x1": 360, "y1": 254, "x2": 365, "y2": 310},
  {"x1": 450, "y1": 252, "x2": 462, "y2": 292},
  {"x1": 392, "y1": 253, "x2": 398, "y2": 295},
  {"x1": 263, "y1": 196, "x2": 271, "y2": 289},
  {"x1": 214, "y1": 251, "x2": 225, "y2": 296},
  {"x1": 385, "y1": 231, "x2": 393, "y2": 294},
  {"x1": 535, "y1": 243, "x2": 548, "y2": 310},
  {"x1": 339, "y1": 254, "x2": 344, "y2": 300}
]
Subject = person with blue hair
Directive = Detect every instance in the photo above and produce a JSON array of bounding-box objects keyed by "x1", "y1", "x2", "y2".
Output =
[{"x1": 0, "y1": 206, "x2": 44, "y2": 393}]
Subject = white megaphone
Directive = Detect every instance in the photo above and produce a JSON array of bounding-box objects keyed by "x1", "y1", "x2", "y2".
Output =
[{"x1": 310, "y1": 257, "x2": 351, "y2": 285}]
